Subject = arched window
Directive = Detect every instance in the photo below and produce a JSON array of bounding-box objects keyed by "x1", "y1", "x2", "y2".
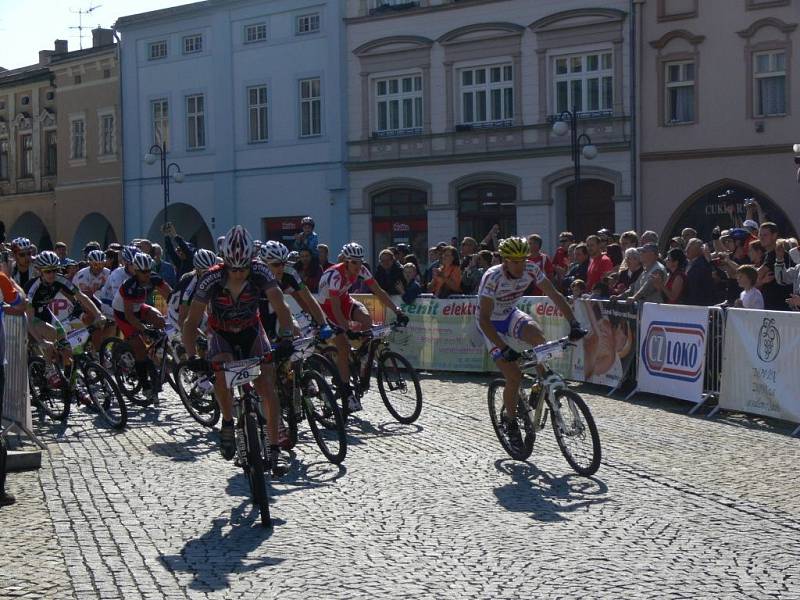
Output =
[
  {"x1": 458, "y1": 182, "x2": 516, "y2": 244},
  {"x1": 372, "y1": 188, "x2": 428, "y2": 261}
]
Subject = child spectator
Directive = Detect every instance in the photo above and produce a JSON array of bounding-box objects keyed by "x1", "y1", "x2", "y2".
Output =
[{"x1": 735, "y1": 265, "x2": 764, "y2": 309}]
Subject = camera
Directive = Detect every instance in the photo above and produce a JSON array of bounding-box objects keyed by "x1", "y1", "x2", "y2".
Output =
[{"x1": 711, "y1": 226, "x2": 721, "y2": 240}]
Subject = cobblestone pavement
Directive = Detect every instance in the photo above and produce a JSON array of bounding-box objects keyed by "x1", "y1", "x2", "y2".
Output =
[{"x1": 2, "y1": 373, "x2": 800, "y2": 599}]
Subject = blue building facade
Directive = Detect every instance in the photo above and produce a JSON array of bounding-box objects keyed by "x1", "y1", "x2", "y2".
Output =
[{"x1": 115, "y1": 0, "x2": 348, "y2": 250}]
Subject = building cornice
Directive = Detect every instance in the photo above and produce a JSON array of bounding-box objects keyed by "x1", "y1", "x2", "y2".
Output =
[
  {"x1": 737, "y1": 17, "x2": 798, "y2": 39},
  {"x1": 650, "y1": 29, "x2": 705, "y2": 49},
  {"x1": 353, "y1": 36, "x2": 434, "y2": 57},
  {"x1": 529, "y1": 8, "x2": 627, "y2": 32},
  {"x1": 345, "y1": 0, "x2": 513, "y2": 25},
  {"x1": 437, "y1": 22, "x2": 524, "y2": 45},
  {"x1": 641, "y1": 144, "x2": 791, "y2": 162}
]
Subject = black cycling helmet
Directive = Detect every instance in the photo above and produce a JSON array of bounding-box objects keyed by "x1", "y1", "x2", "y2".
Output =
[{"x1": 301, "y1": 216, "x2": 315, "y2": 228}]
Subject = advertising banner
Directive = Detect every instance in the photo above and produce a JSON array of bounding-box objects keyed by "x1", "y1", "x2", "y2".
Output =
[
  {"x1": 719, "y1": 309, "x2": 800, "y2": 424},
  {"x1": 570, "y1": 299, "x2": 638, "y2": 389},
  {"x1": 636, "y1": 303, "x2": 709, "y2": 403}
]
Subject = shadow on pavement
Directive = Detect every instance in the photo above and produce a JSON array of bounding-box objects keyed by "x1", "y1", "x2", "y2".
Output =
[
  {"x1": 492, "y1": 458, "x2": 608, "y2": 523},
  {"x1": 343, "y1": 412, "x2": 423, "y2": 444},
  {"x1": 147, "y1": 426, "x2": 218, "y2": 462},
  {"x1": 269, "y1": 458, "x2": 347, "y2": 499},
  {"x1": 159, "y1": 479, "x2": 284, "y2": 593}
]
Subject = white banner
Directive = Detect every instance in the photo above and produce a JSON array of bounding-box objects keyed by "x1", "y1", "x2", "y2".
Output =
[
  {"x1": 719, "y1": 308, "x2": 800, "y2": 424},
  {"x1": 636, "y1": 303, "x2": 709, "y2": 404}
]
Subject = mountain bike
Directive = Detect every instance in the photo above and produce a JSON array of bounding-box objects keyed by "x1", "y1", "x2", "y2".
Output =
[
  {"x1": 173, "y1": 334, "x2": 220, "y2": 427},
  {"x1": 209, "y1": 355, "x2": 273, "y2": 528},
  {"x1": 101, "y1": 323, "x2": 181, "y2": 407},
  {"x1": 487, "y1": 336, "x2": 601, "y2": 476},
  {"x1": 316, "y1": 322, "x2": 422, "y2": 424},
  {"x1": 28, "y1": 321, "x2": 127, "y2": 429},
  {"x1": 273, "y1": 336, "x2": 346, "y2": 465}
]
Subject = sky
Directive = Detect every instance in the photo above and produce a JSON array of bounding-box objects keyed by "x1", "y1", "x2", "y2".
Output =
[{"x1": 0, "y1": 0, "x2": 197, "y2": 70}]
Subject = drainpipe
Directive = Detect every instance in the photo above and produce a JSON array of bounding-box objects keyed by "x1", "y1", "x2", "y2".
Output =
[
  {"x1": 631, "y1": 0, "x2": 645, "y2": 231},
  {"x1": 112, "y1": 26, "x2": 125, "y2": 241}
]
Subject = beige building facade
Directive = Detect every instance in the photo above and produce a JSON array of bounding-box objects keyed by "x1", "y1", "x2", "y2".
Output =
[
  {"x1": 0, "y1": 30, "x2": 121, "y2": 255},
  {"x1": 638, "y1": 0, "x2": 799, "y2": 241},
  {"x1": 345, "y1": 0, "x2": 635, "y2": 261}
]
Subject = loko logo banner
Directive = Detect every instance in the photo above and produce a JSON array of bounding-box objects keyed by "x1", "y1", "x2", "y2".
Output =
[
  {"x1": 642, "y1": 321, "x2": 704, "y2": 382},
  {"x1": 636, "y1": 303, "x2": 709, "y2": 404}
]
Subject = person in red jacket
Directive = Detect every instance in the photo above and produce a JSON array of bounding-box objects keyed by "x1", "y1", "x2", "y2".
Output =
[
  {"x1": 523, "y1": 234, "x2": 554, "y2": 295},
  {"x1": 585, "y1": 235, "x2": 614, "y2": 292}
]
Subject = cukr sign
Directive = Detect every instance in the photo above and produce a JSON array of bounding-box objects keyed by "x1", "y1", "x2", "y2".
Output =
[{"x1": 642, "y1": 321, "x2": 705, "y2": 382}]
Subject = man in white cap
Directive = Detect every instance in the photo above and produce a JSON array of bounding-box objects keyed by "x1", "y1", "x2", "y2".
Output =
[{"x1": 743, "y1": 219, "x2": 759, "y2": 236}]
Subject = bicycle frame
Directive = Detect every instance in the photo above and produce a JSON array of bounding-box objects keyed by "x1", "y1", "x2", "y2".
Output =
[
  {"x1": 347, "y1": 325, "x2": 394, "y2": 395},
  {"x1": 517, "y1": 338, "x2": 572, "y2": 433}
]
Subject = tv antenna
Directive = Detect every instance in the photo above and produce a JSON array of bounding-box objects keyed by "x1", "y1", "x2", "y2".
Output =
[{"x1": 69, "y1": 3, "x2": 103, "y2": 49}]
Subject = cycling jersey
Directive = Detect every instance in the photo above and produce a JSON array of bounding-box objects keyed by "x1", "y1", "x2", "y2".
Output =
[
  {"x1": 98, "y1": 266, "x2": 131, "y2": 316},
  {"x1": 24, "y1": 275, "x2": 78, "y2": 323},
  {"x1": 477, "y1": 263, "x2": 545, "y2": 320},
  {"x1": 73, "y1": 266, "x2": 109, "y2": 298},
  {"x1": 11, "y1": 263, "x2": 37, "y2": 288},
  {"x1": 319, "y1": 263, "x2": 374, "y2": 302},
  {"x1": 194, "y1": 261, "x2": 278, "y2": 333},
  {"x1": 166, "y1": 271, "x2": 197, "y2": 328},
  {"x1": 112, "y1": 274, "x2": 165, "y2": 314},
  {"x1": 260, "y1": 267, "x2": 304, "y2": 337}
]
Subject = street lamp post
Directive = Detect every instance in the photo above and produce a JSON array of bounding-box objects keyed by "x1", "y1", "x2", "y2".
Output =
[
  {"x1": 144, "y1": 141, "x2": 184, "y2": 228},
  {"x1": 552, "y1": 107, "x2": 598, "y2": 211}
]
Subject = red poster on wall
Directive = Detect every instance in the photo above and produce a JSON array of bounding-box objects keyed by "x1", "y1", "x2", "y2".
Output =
[{"x1": 263, "y1": 216, "x2": 304, "y2": 246}]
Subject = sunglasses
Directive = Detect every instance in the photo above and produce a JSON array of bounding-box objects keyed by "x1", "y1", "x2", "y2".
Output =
[
  {"x1": 347, "y1": 260, "x2": 362, "y2": 266},
  {"x1": 228, "y1": 266, "x2": 249, "y2": 272},
  {"x1": 40, "y1": 268, "x2": 58, "y2": 274},
  {"x1": 268, "y1": 261, "x2": 286, "y2": 267}
]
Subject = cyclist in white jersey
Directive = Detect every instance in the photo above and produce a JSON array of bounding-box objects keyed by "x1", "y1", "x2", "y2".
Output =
[
  {"x1": 167, "y1": 249, "x2": 216, "y2": 334},
  {"x1": 476, "y1": 237, "x2": 585, "y2": 452},
  {"x1": 72, "y1": 250, "x2": 115, "y2": 349},
  {"x1": 98, "y1": 245, "x2": 137, "y2": 318}
]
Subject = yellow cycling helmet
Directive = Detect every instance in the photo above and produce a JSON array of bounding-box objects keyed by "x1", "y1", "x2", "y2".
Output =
[{"x1": 498, "y1": 236, "x2": 530, "y2": 260}]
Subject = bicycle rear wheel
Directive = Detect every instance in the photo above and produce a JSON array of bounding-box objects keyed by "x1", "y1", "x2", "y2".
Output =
[
  {"x1": 305, "y1": 352, "x2": 343, "y2": 399},
  {"x1": 80, "y1": 361, "x2": 127, "y2": 430},
  {"x1": 108, "y1": 340, "x2": 146, "y2": 403},
  {"x1": 174, "y1": 362, "x2": 220, "y2": 427},
  {"x1": 302, "y1": 369, "x2": 347, "y2": 465},
  {"x1": 549, "y1": 389, "x2": 601, "y2": 476},
  {"x1": 28, "y1": 357, "x2": 70, "y2": 422},
  {"x1": 244, "y1": 412, "x2": 271, "y2": 527},
  {"x1": 377, "y1": 351, "x2": 422, "y2": 424},
  {"x1": 487, "y1": 379, "x2": 535, "y2": 461}
]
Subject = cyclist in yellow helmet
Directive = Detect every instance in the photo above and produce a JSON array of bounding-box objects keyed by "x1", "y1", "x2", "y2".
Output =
[{"x1": 476, "y1": 236, "x2": 586, "y2": 452}]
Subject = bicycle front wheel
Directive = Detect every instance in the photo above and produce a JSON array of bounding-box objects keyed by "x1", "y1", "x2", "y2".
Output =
[
  {"x1": 80, "y1": 361, "x2": 127, "y2": 430},
  {"x1": 376, "y1": 351, "x2": 422, "y2": 424},
  {"x1": 549, "y1": 389, "x2": 601, "y2": 476},
  {"x1": 487, "y1": 379, "x2": 535, "y2": 461},
  {"x1": 244, "y1": 412, "x2": 271, "y2": 527},
  {"x1": 28, "y1": 357, "x2": 70, "y2": 422},
  {"x1": 302, "y1": 369, "x2": 347, "y2": 465},
  {"x1": 174, "y1": 363, "x2": 220, "y2": 427}
]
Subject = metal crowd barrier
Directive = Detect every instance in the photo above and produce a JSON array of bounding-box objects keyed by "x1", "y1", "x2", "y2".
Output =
[
  {"x1": 0, "y1": 314, "x2": 43, "y2": 448},
  {"x1": 689, "y1": 306, "x2": 726, "y2": 415}
]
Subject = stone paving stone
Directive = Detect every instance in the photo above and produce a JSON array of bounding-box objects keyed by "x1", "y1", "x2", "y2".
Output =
[{"x1": 1, "y1": 374, "x2": 800, "y2": 598}]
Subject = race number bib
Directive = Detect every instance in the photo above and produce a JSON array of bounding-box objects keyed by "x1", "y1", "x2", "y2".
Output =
[
  {"x1": 534, "y1": 341, "x2": 564, "y2": 364},
  {"x1": 66, "y1": 328, "x2": 90, "y2": 350},
  {"x1": 222, "y1": 359, "x2": 261, "y2": 388}
]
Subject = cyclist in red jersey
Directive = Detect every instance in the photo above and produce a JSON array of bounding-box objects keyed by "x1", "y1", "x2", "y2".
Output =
[{"x1": 318, "y1": 242, "x2": 407, "y2": 411}]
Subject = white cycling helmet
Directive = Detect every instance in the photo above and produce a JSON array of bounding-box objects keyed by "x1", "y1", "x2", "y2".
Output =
[
  {"x1": 222, "y1": 225, "x2": 254, "y2": 268},
  {"x1": 132, "y1": 252, "x2": 154, "y2": 272},
  {"x1": 121, "y1": 245, "x2": 138, "y2": 264},
  {"x1": 341, "y1": 242, "x2": 365, "y2": 261},
  {"x1": 193, "y1": 248, "x2": 218, "y2": 270},
  {"x1": 34, "y1": 251, "x2": 60, "y2": 270},
  {"x1": 12, "y1": 237, "x2": 31, "y2": 252},
  {"x1": 260, "y1": 241, "x2": 289, "y2": 263},
  {"x1": 87, "y1": 250, "x2": 106, "y2": 264}
]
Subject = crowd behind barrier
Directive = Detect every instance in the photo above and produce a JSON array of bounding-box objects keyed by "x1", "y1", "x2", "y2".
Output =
[{"x1": 338, "y1": 293, "x2": 799, "y2": 436}]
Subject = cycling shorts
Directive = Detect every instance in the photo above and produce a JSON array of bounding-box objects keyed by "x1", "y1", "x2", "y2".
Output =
[
  {"x1": 114, "y1": 305, "x2": 162, "y2": 339},
  {"x1": 207, "y1": 322, "x2": 270, "y2": 362},
  {"x1": 321, "y1": 296, "x2": 366, "y2": 327},
  {"x1": 476, "y1": 308, "x2": 534, "y2": 352}
]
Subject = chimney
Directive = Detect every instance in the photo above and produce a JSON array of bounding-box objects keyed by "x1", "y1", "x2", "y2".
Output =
[
  {"x1": 54, "y1": 39, "x2": 68, "y2": 55},
  {"x1": 39, "y1": 50, "x2": 54, "y2": 66},
  {"x1": 92, "y1": 28, "x2": 114, "y2": 48}
]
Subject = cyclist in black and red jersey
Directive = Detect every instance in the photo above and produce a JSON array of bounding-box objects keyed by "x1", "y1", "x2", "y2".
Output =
[
  {"x1": 182, "y1": 226, "x2": 295, "y2": 475},
  {"x1": 112, "y1": 252, "x2": 172, "y2": 401}
]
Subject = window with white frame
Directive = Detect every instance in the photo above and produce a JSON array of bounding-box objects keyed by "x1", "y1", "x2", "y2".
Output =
[
  {"x1": 665, "y1": 61, "x2": 695, "y2": 124},
  {"x1": 248, "y1": 85, "x2": 268, "y2": 143},
  {"x1": 296, "y1": 13, "x2": 320, "y2": 35},
  {"x1": 152, "y1": 99, "x2": 169, "y2": 148},
  {"x1": 300, "y1": 78, "x2": 322, "y2": 137},
  {"x1": 186, "y1": 94, "x2": 206, "y2": 149},
  {"x1": 183, "y1": 34, "x2": 203, "y2": 54},
  {"x1": 20, "y1": 134, "x2": 33, "y2": 177},
  {"x1": 459, "y1": 64, "x2": 513, "y2": 126},
  {"x1": 553, "y1": 52, "x2": 613, "y2": 115},
  {"x1": 100, "y1": 113, "x2": 115, "y2": 155},
  {"x1": 375, "y1": 74, "x2": 423, "y2": 135},
  {"x1": 753, "y1": 51, "x2": 786, "y2": 117},
  {"x1": 70, "y1": 119, "x2": 85, "y2": 160},
  {"x1": 244, "y1": 23, "x2": 267, "y2": 43},
  {"x1": 148, "y1": 40, "x2": 167, "y2": 60}
]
